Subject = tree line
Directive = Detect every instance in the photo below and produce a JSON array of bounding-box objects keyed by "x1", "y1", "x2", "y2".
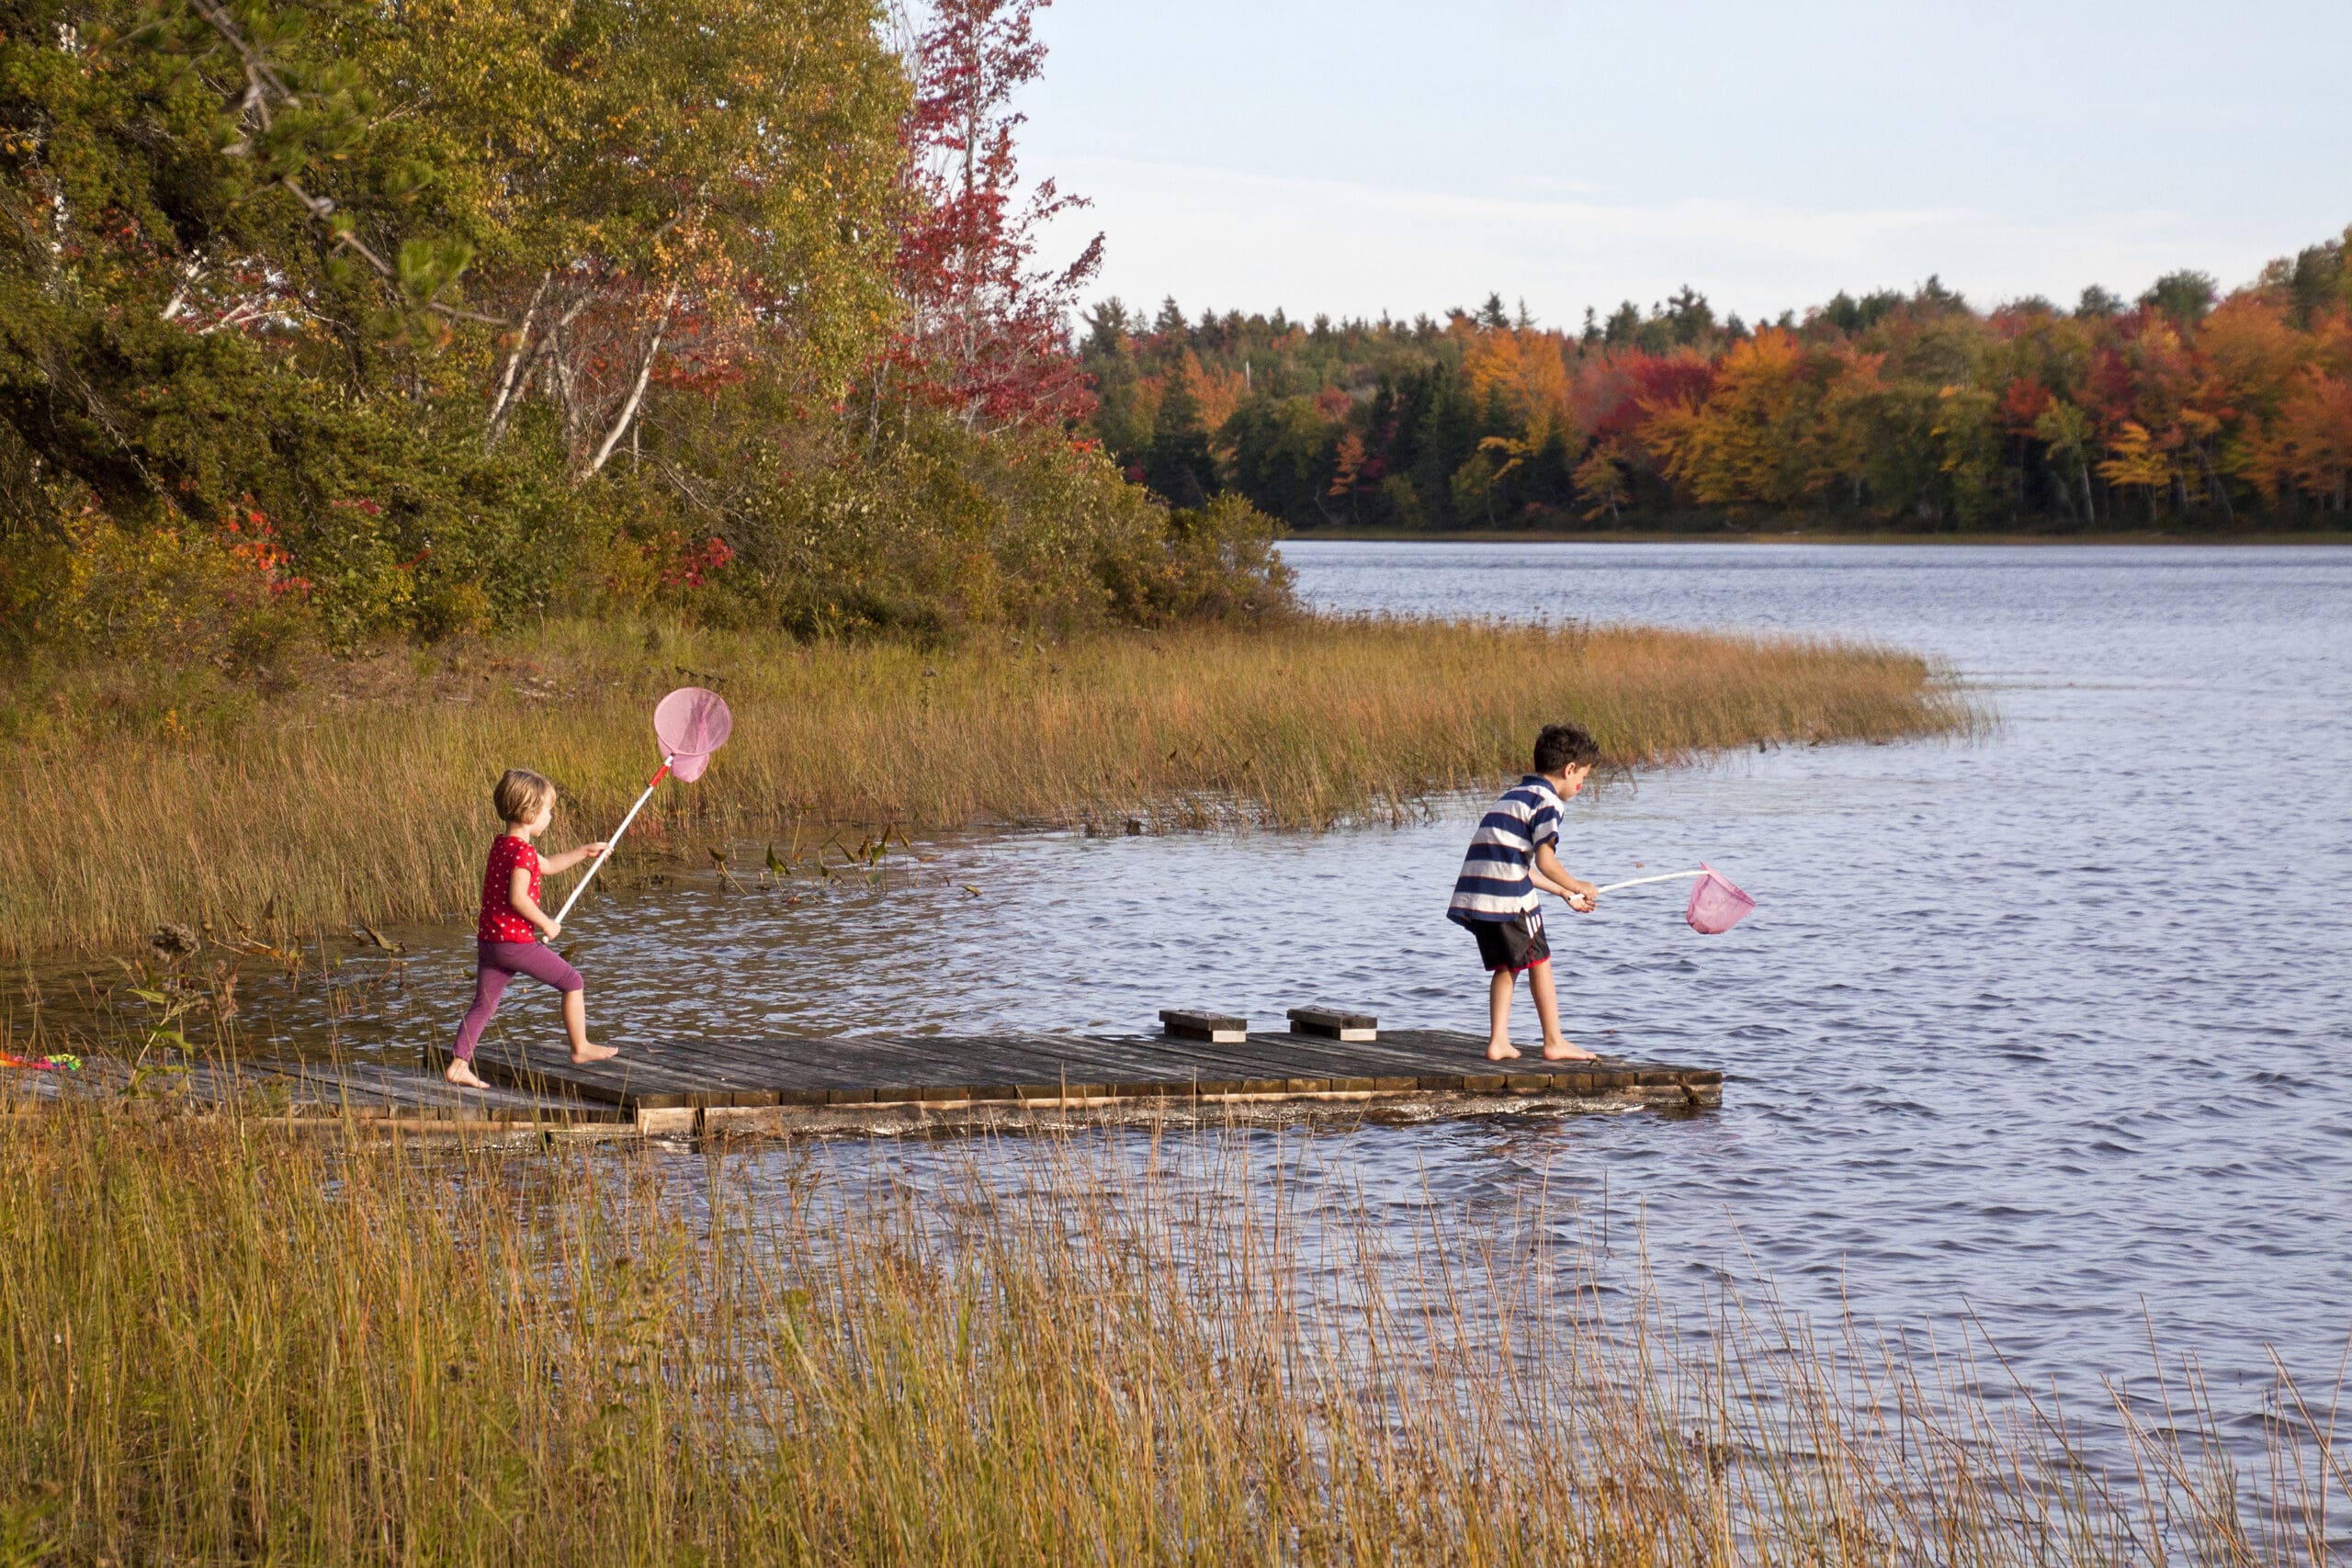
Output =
[
  {"x1": 0, "y1": 0, "x2": 1286, "y2": 673},
  {"x1": 1083, "y1": 239, "x2": 2352, "y2": 532}
]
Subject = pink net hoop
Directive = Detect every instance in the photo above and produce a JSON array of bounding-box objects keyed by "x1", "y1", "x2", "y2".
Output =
[
  {"x1": 1685, "y1": 863, "x2": 1755, "y2": 934},
  {"x1": 653, "y1": 687, "x2": 732, "y2": 784}
]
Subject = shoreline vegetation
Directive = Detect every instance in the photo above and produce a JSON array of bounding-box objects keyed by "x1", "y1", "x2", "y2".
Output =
[
  {"x1": 2, "y1": 1102, "x2": 2334, "y2": 1563},
  {"x1": 0, "y1": 615, "x2": 1973, "y2": 959},
  {"x1": 1089, "y1": 228, "x2": 2352, "y2": 538}
]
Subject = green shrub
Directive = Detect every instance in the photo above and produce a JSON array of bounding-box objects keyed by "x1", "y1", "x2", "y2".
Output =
[{"x1": 708, "y1": 418, "x2": 1292, "y2": 641}]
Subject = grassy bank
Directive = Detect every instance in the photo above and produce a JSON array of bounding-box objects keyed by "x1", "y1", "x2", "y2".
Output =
[
  {"x1": 0, "y1": 615, "x2": 1972, "y2": 956},
  {"x1": 0, "y1": 1100, "x2": 2326, "y2": 1564}
]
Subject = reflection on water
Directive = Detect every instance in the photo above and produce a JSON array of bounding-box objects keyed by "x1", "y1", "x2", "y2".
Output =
[{"x1": 24, "y1": 540, "x2": 2352, "y2": 1483}]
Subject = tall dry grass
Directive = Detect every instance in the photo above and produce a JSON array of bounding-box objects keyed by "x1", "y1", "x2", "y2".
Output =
[
  {"x1": 0, "y1": 1097, "x2": 2334, "y2": 1564},
  {"x1": 0, "y1": 615, "x2": 1973, "y2": 954}
]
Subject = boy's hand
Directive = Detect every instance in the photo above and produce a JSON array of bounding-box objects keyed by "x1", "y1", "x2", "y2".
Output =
[{"x1": 1566, "y1": 892, "x2": 1595, "y2": 914}]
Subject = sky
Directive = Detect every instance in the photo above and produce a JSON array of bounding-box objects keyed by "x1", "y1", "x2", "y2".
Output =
[{"x1": 1009, "y1": 0, "x2": 2350, "y2": 330}]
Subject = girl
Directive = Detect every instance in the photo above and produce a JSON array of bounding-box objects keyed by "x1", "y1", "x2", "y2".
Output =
[{"x1": 445, "y1": 768, "x2": 619, "y2": 1088}]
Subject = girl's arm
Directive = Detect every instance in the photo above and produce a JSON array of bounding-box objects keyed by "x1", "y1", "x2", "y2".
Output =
[
  {"x1": 539, "y1": 841, "x2": 611, "y2": 875},
  {"x1": 508, "y1": 865, "x2": 560, "y2": 941}
]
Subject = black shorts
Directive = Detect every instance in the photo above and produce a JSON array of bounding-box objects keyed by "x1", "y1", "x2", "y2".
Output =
[{"x1": 1469, "y1": 910, "x2": 1550, "y2": 974}]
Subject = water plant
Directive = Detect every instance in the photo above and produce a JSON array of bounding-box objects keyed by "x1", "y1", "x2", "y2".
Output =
[
  {"x1": 0, "y1": 1096, "x2": 2332, "y2": 1564},
  {"x1": 0, "y1": 615, "x2": 1976, "y2": 957}
]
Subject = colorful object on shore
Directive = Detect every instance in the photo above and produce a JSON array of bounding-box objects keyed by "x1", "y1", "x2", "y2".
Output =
[
  {"x1": 550, "y1": 687, "x2": 735, "y2": 932},
  {"x1": 2, "y1": 1051, "x2": 82, "y2": 1072},
  {"x1": 1594, "y1": 863, "x2": 1757, "y2": 934}
]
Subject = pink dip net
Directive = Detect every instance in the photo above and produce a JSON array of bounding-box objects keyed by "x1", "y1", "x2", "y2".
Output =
[
  {"x1": 653, "y1": 686, "x2": 732, "y2": 783},
  {"x1": 1685, "y1": 863, "x2": 1755, "y2": 934}
]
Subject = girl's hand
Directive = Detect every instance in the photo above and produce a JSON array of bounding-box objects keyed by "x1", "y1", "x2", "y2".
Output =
[
  {"x1": 582, "y1": 841, "x2": 611, "y2": 857},
  {"x1": 541, "y1": 919, "x2": 562, "y2": 942}
]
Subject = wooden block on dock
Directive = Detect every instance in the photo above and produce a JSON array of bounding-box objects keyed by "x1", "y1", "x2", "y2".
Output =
[
  {"x1": 1160, "y1": 1009, "x2": 1247, "y2": 1044},
  {"x1": 1286, "y1": 1005, "x2": 1377, "y2": 1042}
]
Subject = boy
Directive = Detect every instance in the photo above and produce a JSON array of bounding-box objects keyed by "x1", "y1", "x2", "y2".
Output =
[{"x1": 1447, "y1": 723, "x2": 1603, "y2": 1063}]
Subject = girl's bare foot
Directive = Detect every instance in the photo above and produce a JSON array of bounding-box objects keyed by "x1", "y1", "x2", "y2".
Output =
[
  {"x1": 1542, "y1": 1041, "x2": 1600, "y2": 1062},
  {"x1": 571, "y1": 1042, "x2": 619, "y2": 1064},
  {"x1": 1486, "y1": 1041, "x2": 1522, "y2": 1062},
  {"x1": 446, "y1": 1058, "x2": 489, "y2": 1089}
]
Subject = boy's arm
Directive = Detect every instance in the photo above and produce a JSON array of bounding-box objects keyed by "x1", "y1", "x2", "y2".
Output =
[{"x1": 1534, "y1": 842, "x2": 1599, "y2": 912}]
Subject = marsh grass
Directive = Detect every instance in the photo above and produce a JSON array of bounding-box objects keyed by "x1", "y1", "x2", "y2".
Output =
[
  {"x1": 0, "y1": 1094, "x2": 2335, "y2": 1565},
  {"x1": 0, "y1": 615, "x2": 1973, "y2": 955}
]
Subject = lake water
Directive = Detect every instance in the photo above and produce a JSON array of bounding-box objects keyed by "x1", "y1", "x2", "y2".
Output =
[{"x1": 51, "y1": 539, "x2": 2352, "y2": 1477}]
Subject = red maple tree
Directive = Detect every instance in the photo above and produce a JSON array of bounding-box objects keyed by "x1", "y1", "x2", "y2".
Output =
[{"x1": 886, "y1": 0, "x2": 1104, "y2": 433}]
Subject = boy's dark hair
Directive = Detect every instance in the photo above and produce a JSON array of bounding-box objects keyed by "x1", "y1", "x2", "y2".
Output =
[{"x1": 1533, "y1": 723, "x2": 1600, "y2": 774}]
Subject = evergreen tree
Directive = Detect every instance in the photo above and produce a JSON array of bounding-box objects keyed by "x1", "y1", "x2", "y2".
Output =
[
  {"x1": 1665, "y1": 285, "x2": 1716, "y2": 344},
  {"x1": 1144, "y1": 367, "x2": 1216, "y2": 507},
  {"x1": 2075, "y1": 284, "x2": 2126, "y2": 318},
  {"x1": 2140, "y1": 270, "x2": 2218, "y2": 326},
  {"x1": 1081, "y1": 299, "x2": 1147, "y2": 470},
  {"x1": 1410, "y1": 367, "x2": 1481, "y2": 526}
]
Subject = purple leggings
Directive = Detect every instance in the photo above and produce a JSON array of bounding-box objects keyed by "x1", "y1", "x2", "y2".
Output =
[{"x1": 450, "y1": 941, "x2": 583, "y2": 1062}]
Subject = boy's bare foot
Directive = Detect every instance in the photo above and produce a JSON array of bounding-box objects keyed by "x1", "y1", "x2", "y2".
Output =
[
  {"x1": 1542, "y1": 1041, "x2": 1600, "y2": 1062},
  {"x1": 571, "y1": 1042, "x2": 619, "y2": 1064},
  {"x1": 1486, "y1": 1041, "x2": 1522, "y2": 1062},
  {"x1": 445, "y1": 1058, "x2": 489, "y2": 1089}
]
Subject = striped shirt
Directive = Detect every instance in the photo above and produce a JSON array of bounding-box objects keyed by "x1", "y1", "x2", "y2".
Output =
[{"x1": 1447, "y1": 775, "x2": 1564, "y2": 925}]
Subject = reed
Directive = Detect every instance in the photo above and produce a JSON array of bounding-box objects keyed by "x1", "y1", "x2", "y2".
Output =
[
  {"x1": 0, "y1": 1095, "x2": 2332, "y2": 1565},
  {"x1": 0, "y1": 615, "x2": 1974, "y2": 955}
]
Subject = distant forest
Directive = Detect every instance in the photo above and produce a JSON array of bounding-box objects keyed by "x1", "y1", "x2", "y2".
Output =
[{"x1": 1080, "y1": 229, "x2": 2352, "y2": 532}]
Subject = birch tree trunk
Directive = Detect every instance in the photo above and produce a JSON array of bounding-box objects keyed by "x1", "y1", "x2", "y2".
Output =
[
  {"x1": 582, "y1": 290, "x2": 679, "y2": 478},
  {"x1": 485, "y1": 272, "x2": 554, "y2": 447}
]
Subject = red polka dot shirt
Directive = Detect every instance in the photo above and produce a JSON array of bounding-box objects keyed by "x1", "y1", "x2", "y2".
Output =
[{"x1": 478, "y1": 835, "x2": 542, "y2": 943}]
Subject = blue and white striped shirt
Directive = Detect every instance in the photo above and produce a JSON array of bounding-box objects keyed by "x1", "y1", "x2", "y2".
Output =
[{"x1": 1447, "y1": 775, "x2": 1564, "y2": 925}]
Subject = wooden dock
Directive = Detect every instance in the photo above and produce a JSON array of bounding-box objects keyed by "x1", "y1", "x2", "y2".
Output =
[
  {"x1": 11, "y1": 1014, "x2": 1723, "y2": 1137},
  {"x1": 428, "y1": 1020, "x2": 1724, "y2": 1136}
]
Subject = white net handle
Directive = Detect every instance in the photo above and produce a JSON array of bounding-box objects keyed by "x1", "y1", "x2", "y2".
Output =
[{"x1": 1594, "y1": 869, "x2": 1708, "y2": 894}]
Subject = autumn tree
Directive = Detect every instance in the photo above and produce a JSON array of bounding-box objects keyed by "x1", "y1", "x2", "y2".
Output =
[
  {"x1": 884, "y1": 0, "x2": 1102, "y2": 432},
  {"x1": 1642, "y1": 330, "x2": 1824, "y2": 508}
]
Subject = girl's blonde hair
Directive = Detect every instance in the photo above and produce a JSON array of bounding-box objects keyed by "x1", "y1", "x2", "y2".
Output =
[{"x1": 493, "y1": 768, "x2": 558, "y2": 827}]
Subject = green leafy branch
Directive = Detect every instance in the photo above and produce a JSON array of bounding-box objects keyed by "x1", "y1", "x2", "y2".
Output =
[{"x1": 175, "y1": 0, "x2": 498, "y2": 334}]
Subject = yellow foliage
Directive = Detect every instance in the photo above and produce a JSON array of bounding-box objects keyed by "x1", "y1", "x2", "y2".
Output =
[
  {"x1": 1640, "y1": 330, "x2": 1820, "y2": 507},
  {"x1": 2098, "y1": 421, "x2": 2176, "y2": 495},
  {"x1": 1461, "y1": 327, "x2": 1574, "y2": 445}
]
